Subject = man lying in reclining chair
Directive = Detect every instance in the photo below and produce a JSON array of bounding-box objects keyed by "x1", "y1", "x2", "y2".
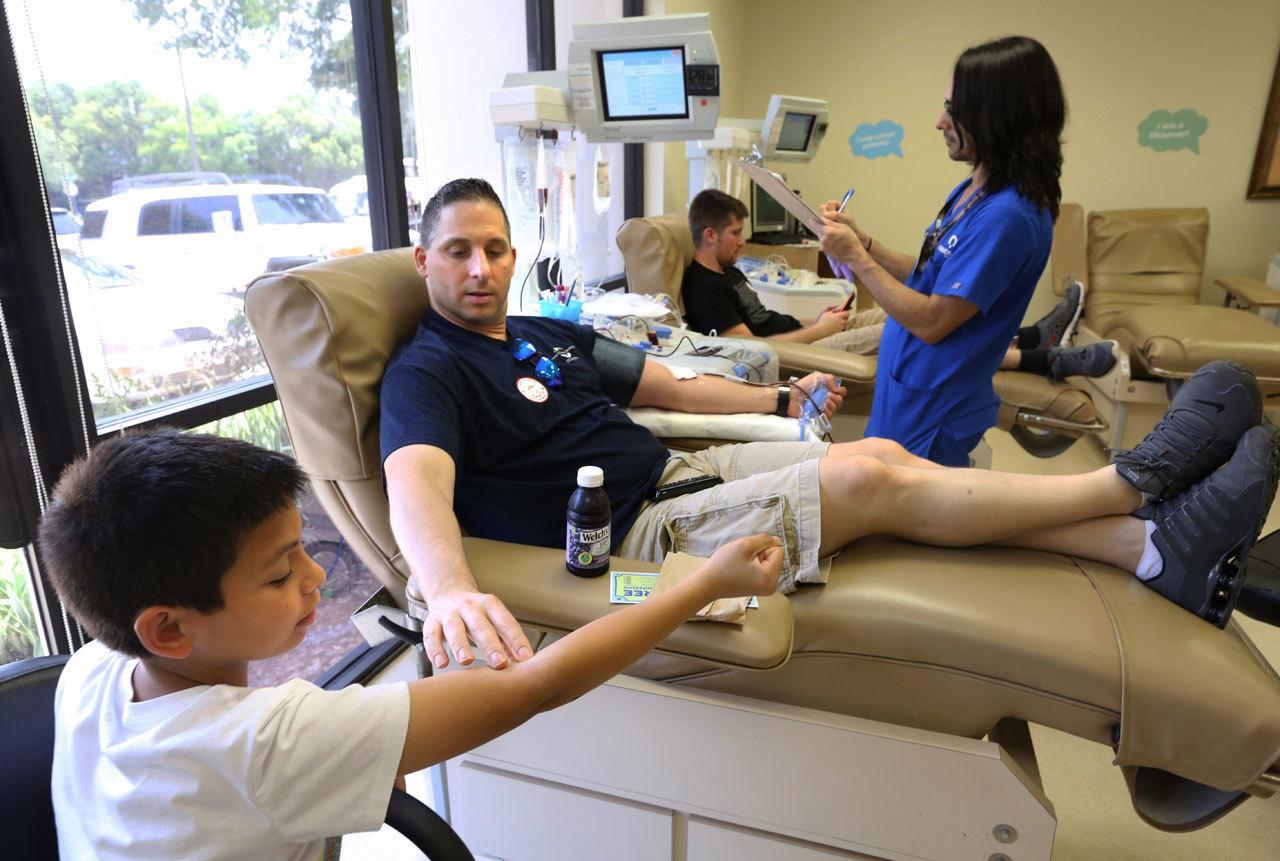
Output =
[{"x1": 381, "y1": 176, "x2": 1279, "y2": 673}]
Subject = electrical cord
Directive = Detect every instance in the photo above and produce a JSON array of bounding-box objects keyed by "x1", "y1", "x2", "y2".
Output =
[{"x1": 518, "y1": 213, "x2": 547, "y2": 313}]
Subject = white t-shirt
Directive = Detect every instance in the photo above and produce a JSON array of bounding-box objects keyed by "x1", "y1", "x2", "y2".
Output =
[{"x1": 53, "y1": 640, "x2": 411, "y2": 861}]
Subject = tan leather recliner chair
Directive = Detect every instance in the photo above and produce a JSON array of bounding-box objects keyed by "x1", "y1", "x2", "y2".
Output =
[
  {"x1": 617, "y1": 213, "x2": 1105, "y2": 458},
  {"x1": 1059, "y1": 206, "x2": 1280, "y2": 386},
  {"x1": 1050, "y1": 205, "x2": 1280, "y2": 449},
  {"x1": 245, "y1": 248, "x2": 1280, "y2": 835}
]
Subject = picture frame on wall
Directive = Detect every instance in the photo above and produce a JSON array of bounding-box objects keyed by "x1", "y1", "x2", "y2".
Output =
[{"x1": 1248, "y1": 48, "x2": 1280, "y2": 199}]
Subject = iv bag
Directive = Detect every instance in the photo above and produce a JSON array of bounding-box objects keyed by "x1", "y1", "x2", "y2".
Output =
[
  {"x1": 593, "y1": 145, "x2": 611, "y2": 216},
  {"x1": 502, "y1": 137, "x2": 540, "y2": 243},
  {"x1": 704, "y1": 151, "x2": 722, "y2": 191}
]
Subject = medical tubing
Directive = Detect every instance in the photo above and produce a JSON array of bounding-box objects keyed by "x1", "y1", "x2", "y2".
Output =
[{"x1": 518, "y1": 220, "x2": 546, "y2": 313}]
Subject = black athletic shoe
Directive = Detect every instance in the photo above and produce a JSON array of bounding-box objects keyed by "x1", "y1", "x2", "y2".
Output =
[
  {"x1": 1047, "y1": 340, "x2": 1119, "y2": 382},
  {"x1": 1114, "y1": 360, "x2": 1262, "y2": 501},
  {"x1": 1143, "y1": 424, "x2": 1280, "y2": 628},
  {"x1": 1032, "y1": 281, "x2": 1084, "y2": 349}
]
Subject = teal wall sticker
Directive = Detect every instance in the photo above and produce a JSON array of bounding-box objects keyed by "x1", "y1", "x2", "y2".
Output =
[
  {"x1": 1137, "y1": 109, "x2": 1209, "y2": 154},
  {"x1": 849, "y1": 120, "x2": 905, "y2": 159}
]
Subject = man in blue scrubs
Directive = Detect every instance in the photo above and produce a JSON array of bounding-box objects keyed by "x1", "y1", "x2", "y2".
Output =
[{"x1": 821, "y1": 36, "x2": 1067, "y2": 466}]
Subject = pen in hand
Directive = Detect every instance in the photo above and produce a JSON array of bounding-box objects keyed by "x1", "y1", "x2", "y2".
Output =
[{"x1": 828, "y1": 186, "x2": 859, "y2": 310}]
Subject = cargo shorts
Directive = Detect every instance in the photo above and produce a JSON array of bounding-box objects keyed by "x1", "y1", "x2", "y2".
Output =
[{"x1": 617, "y1": 440, "x2": 831, "y2": 594}]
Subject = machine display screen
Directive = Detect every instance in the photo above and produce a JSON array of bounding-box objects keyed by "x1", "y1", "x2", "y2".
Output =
[
  {"x1": 598, "y1": 47, "x2": 689, "y2": 121},
  {"x1": 751, "y1": 180, "x2": 789, "y2": 234},
  {"x1": 776, "y1": 112, "x2": 817, "y2": 152}
]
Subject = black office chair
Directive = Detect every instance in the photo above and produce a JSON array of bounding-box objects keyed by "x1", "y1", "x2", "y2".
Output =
[{"x1": 0, "y1": 654, "x2": 474, "y2": 860}]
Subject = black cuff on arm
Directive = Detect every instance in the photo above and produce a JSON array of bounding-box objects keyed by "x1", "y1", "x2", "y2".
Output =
[{"x1": 593, "y1": 334, "x2": 647, "y2": 405}]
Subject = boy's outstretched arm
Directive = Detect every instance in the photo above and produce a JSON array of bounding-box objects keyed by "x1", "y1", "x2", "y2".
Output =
[{"x1": 396, "y1": 534, "x2": 783, "y2": 777}]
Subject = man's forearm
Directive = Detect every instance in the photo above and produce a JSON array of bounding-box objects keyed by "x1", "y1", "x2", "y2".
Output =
[
  {"x1": 770, "y1": 324, "x2": 826, "y2": 344},
  {"x1": 390, "y1": 479, "x2": 476, "y2": 601},
  {"x1": 849, "y1": 257, "x2": 950, "y2": 343},
  {"x1": 865, "y1": 240, "x2": 917, "y2": 282},
  {"x1": 666, "y1": 374, "x2": 779, "y2": 414}
]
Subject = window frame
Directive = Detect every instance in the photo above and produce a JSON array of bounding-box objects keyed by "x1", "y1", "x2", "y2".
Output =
[{"x1": 0, "y1": 0, "x2": 411, "y2": 660}]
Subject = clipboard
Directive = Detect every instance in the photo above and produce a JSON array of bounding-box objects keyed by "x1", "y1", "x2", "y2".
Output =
[{"x1": 734, "y1": 158, "x2": 825, "y2": 235}]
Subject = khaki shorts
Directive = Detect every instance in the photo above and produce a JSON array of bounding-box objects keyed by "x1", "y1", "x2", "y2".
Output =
[{"x1": 618, "y1": 441, "x2": 831, "y2": 594}]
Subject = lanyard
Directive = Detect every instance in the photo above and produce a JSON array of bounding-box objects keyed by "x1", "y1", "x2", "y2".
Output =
[{"x1": 914, "y1": 182, "x2": 987, "y2": 275}]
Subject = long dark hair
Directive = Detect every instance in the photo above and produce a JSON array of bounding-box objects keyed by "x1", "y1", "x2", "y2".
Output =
[{"x1": 950, "y1": 36, "x2": 1066, "y2": 220}]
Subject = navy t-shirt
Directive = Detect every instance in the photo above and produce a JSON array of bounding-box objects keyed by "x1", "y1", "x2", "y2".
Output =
[
  {"x1": 866, "y1": 180, "x2": 1051, "y2": 464},
  {"x1": 379, "y1": 313, "x2": 669, "y2": 550}
]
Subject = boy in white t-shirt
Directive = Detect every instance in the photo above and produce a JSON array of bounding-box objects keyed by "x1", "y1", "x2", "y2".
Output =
[{"x1": 43, "y1": 430, "x2": 782, "y2": 861}]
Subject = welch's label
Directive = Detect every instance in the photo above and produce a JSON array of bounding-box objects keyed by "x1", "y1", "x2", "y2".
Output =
[{"x1": 567, "y1": 522, "x2": 610, "y2": 569}]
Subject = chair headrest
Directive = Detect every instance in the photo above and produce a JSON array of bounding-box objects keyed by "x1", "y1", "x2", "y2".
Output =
[
  {"x1": 245, "y1": 248, "x2": 426, "y2": 482},
  {"x1": 1087, "y1": 208, "x2": 1209, "y2": 276},
  {"x1": 616, "y1": 211, "x2": 694, "y2": 310}
]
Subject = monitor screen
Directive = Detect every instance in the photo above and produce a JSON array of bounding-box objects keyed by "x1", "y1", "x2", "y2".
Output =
[
  {"x1": 751, "y1": 181, "x2": 788, "y2": 234},
  {"x1": 776, "y1": 112, "x2": 816, "y2": 152},
  {"x1": 597, "y1": 47, "x2": 689, "y2": 121}
]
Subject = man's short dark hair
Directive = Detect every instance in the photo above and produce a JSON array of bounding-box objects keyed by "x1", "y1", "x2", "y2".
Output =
[
  {"x1": 689, "y1": 189, "x2": 748, "y2": 248},
  {"x1": 950, "y1": 36, "x2": 1066, "y2": 219},
  {"x1": 418, "y1": 177, "x2": 511, "y2": 248},
  {"x1": 38, "y1": 430, "x2": 307, "y2": 658}
]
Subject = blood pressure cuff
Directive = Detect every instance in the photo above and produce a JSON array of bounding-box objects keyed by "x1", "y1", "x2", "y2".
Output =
[{"x1": 594, "y1": 334, "x2": 647, "y2": 406}]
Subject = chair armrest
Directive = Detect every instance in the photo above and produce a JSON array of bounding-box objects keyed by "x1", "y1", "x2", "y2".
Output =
[
  {"x1": 740, "y1": 338, "x2": 878, "y2": 383},
  {"x1": 460, "y1": 537, "x2": 795, "y2": 671},
  {"x1": 1216, "y1": 276, "x2": 1280, "y2": 308}
]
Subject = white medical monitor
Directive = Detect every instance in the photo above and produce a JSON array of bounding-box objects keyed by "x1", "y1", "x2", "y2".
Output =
[
  {"x1": 759, "y1": 95, "x2": 830, "y2": 162},
  {"x1": 569, "y1": 14, "x2": 720, "y2": 143}
]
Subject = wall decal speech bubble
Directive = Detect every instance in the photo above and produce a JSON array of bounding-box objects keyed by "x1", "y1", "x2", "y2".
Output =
[
  {"x1": 1137, "y1": 109, "x2": 1209, "y2": 154},
  {"x1": 849, "y1": 120, "x2": 905, "y2": 159}
]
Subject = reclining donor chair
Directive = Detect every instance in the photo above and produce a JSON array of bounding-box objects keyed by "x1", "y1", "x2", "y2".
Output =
[
  {"x1": 1052, "y1": 205, "x2": 1280, "y2": 449},
  {"x1": 246, "y1": 248, "x2": 1280, "y2": 861},
  {"x1": 617, "y1": 212, "x2": 1107, "y2": 458}
]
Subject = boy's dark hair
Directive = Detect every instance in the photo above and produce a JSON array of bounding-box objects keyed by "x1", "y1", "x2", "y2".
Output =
[
  {"x1": 949, "y1": 36, "x2": 1066, "y2": 220},
  {"x1": 418, "y1": 177, "x2": 511, "y2": 248},
  {"x1": 689, "y1": 189, "x2": 748, "y2": 248},
  {"x1": 39, "y1": 430, "x2": 308, "y2": 658}
]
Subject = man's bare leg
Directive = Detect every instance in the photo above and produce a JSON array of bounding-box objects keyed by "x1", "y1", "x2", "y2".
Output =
[
  {"x1": 997, "y1": 516, "x2": 1146, "y2": 573},
  {"x1": 817, "y1": 454, "x2": 1140, "y2": 556},
  {"x1": 829, "y1": 437, "x2": 943, "y2": 470}
]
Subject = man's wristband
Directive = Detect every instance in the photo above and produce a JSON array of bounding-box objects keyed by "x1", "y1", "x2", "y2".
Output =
[
  {"x1": 863, "y1": 233, "x2": 873, "y2": 251},
  {"x1": 774, "y1": 384, "x2": 791, "y2": 417}
]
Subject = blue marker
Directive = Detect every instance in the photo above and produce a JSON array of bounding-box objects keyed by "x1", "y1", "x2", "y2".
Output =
[{"x1": 837, "y1": 187, "x2": 856, "y2": 214}]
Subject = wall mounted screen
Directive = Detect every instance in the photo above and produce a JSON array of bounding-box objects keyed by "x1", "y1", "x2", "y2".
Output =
[{"x1": 598, "y1": 46, "x2": 688, "y2": 121}]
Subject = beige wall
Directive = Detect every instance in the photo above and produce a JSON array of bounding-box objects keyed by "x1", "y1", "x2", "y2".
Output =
[
  {"x1": 658, "y1": 0, "x2": 751, "y2": 215},
  {"x1": 658, "y1": 0, "x2": 1280, "y2": 312}
]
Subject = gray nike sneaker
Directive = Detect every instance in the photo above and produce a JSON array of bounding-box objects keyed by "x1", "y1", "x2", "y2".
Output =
[
  {"x1": 1047, "y1": 340, "x2": 1119, "y2": 382},
  {"x1": 1031, "y1": 281, "x2": 1084, "y2": 349},
  {"x1": 1143, "y1": 424, "x2": 1280, "y2": 627},
  {"x1": 1114, "y1": 360, "x2": 1262, "y2": 502}
]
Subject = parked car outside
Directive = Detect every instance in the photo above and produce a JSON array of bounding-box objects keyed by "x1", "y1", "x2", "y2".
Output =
[
  {"x1": 79, "y1": 181, "x2": 372, "y2": 298},
  {"x1": 60, "y1": 249, "x2": 243, "y2": 415},
  {"x1": 51, "y1": 206, "x2": 81, "y2": 237}
]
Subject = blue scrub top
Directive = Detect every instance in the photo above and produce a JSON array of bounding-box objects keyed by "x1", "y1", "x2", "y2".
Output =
[{"x1": 866, "y1": 179, "x2": 1052, "y2": 465}]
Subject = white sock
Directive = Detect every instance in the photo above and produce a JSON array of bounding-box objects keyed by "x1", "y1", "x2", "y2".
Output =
[{"x1": 1135, "y1": 520, "x2": 1162, "y2": 581}]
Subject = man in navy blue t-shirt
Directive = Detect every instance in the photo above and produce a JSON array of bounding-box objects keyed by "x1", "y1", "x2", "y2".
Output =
[{"x1": 380, "y1": 176, "x2": 1276, "y2": 673}]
